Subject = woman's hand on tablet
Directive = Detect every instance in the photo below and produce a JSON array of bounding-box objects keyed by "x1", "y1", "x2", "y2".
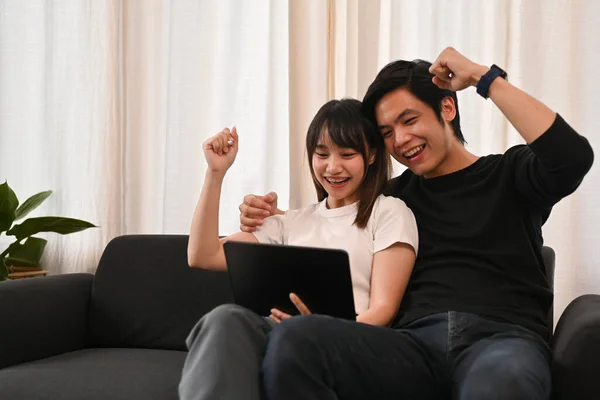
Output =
[
  {"x1": 268, "y1": 308, "x2": 291, "y2": 323},
  {"x1": 269, "y1": 293, "x2": 311, "y2": 323}
]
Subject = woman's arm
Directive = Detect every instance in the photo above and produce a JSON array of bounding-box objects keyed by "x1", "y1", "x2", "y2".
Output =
[
  {"x1": 188, "y1": 172, "x2": 257, "y2": 270},
  {"x1": 187, "y1": 127, "x2": 257, "y2": 271},
  {"x1": 356, "y1": 242, "x2": 416, "y2": 326}
]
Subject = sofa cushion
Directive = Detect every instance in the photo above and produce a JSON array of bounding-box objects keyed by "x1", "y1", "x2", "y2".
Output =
[
  {"x1": 0, "y1": 348, "x2": 186, "y2": 400},
  {"x1": 87, "y1": 235, "x2": 233, "y2": 350}
]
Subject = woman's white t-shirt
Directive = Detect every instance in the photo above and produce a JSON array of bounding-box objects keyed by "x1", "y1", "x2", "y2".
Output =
[{"x1": 252, "y1": 194, "x2": 418, "y2": 314}]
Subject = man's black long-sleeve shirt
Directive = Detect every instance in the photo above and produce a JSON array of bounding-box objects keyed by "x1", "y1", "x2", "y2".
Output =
[{"x1": 385, "y1": 115, "x2": 594, "y2": 340}]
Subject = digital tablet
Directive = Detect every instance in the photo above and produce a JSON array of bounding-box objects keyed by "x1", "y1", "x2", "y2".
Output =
[{"x1": 223, "y1": 241, "x2": 356, "y2": 320}]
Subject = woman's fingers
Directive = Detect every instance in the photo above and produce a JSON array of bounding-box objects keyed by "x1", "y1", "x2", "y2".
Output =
[
  {"x1": 270, "y1": 308, "x2": 292, "y2": 322},
  {"x1": 290, "y1": 293, "x2": 311, "y2": 315},
  {"x1": 209, "y1": 136, "x2": 220, "y2": 155},
  {"x1": 268, "y1": 313, "x2": 282, "y2": 324},
  {"x1": 217, "y1": 129, "x2": 228, "y2": 155},
  {"x1": 231, "y1": 126, "x2": 238, "y2": 142}
]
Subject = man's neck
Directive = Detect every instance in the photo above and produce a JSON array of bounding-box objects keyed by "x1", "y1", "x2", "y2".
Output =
[{"x1": 424, "y1": 147, "x2": 479, "y2": 179}]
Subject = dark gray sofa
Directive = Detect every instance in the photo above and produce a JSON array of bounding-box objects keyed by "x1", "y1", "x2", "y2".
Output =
[
  {"x1": 0, "y1": 235, "x2": 598, "y2": 399},
  {"x1": 0, "y1": 235, "x2": 232, "y2": 400}
]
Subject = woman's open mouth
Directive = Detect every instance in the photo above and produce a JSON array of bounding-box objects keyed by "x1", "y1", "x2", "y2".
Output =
[{"x1": 324, "y1": 177, "x2": 350, "y2": 188}]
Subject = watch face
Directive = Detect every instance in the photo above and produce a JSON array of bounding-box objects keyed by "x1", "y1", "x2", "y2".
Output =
[
  {"x1": 477, "y1": 65, "x2": 507, "y2": 98},
  {"x1": 491, "y1": 64, "x2": 507, "y2": 79}
]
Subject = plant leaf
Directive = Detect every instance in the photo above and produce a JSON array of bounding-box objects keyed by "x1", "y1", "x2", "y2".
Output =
[
  {"x1": 4, "y1": 237, "x2": 47, "y2": 268},
  {"x1": 7, "y1": 217, "x2": 97, "y2": 240},
  {"x1": 14, "y1": 190, "x2": 52, "y2": 221},
  {"x1": 0, "y1": 181, "x2": 19, "y2": 233},
  {"x1": 0, "y1": 257, "x2": 8, "y2": 281},
  {"x1": 1, "y1": 240, "x2": 23, "y2": 259}
]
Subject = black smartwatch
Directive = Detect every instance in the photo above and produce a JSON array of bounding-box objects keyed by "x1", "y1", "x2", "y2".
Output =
[{"x1": 476, "y1": 64, "x2": 507, "y2": 99}]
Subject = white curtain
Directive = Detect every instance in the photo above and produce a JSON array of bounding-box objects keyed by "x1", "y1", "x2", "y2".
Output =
[
  {"x1": 1, "y1": 0, "x2": 598, "y2": 322},
  {"x1": 0, "y1": 0, "x2": 293, "y2": 273},
  {"x1": 0, "y1": 0, "x2": 122, "y2": 273},
  {"x1": 329, "y1": 0, "x2": 600, "y2": 321},
  {"x1": 121, "y1": 0, "x2": 291, "y2": 235}
]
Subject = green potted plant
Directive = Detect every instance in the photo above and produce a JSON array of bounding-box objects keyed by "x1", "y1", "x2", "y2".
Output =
[{"x1": 0, "y1": 181, "x2": 96, "y2": 281}]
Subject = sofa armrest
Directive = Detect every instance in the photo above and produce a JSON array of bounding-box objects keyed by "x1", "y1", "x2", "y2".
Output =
[
  {"x1": 0, "y1": 273, "x2": 94, "y2": 369},
  {"x1": 552, "y1": 294, "x2": 600, "y2": 400}
]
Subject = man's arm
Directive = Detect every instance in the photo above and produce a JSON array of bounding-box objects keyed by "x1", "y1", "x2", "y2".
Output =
[
  {"x1": 430, "y1": 47, "x2": 594, "y2": 205},
  {"x1": 478, "y1": 70, "x2": 556, "y2": 144},
  {"x1": 238, "y1": 192, "x2": 284, "y2": 233},
  {"x1": 430, "y1": 47, "x2": 556, "y2": 144},
  {"x1": 510, "y1": 116, "x2": 593, "y2": 207}
]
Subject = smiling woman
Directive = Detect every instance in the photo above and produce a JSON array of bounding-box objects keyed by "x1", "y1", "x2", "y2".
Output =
[
  {"x1": 305, "y1": 99, "x2": 390, "y2": 226},
  {"x1": 181, "y1": 98, "x2": 419, "y2": 399}
]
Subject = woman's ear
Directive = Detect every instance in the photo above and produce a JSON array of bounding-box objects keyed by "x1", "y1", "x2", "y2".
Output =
[{"x1": 368, "y1": 149, "x2": 377, "y2": 166}]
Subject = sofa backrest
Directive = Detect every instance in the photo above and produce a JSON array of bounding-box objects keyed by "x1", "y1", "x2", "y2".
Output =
[
  {"x1": 542, "y1": 246, "x2": 555, "y2": 290},
  {"x1": 87, "y1": 235, "x2": 233, "y2": 351},
  {"x1": 542, "y1": 245, "x2": 556, "y2": 329}
]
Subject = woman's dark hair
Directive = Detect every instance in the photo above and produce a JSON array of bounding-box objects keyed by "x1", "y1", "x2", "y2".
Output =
[
  {"x1": 362, "y1": 59, "x2": 466, "y2": 144},
  {"x1": 306, "y1": 98, "x2": 391, "y2": 229}
]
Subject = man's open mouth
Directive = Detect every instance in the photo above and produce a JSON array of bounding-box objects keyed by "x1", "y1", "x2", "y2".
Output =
[{"x1": 404, "y1": 144, "x2": 426, "y2": 159}]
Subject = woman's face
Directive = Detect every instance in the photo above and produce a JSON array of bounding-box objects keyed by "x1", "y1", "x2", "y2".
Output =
[{"x1": 311, "y1": 131, "x2": 370, "y2": 209}]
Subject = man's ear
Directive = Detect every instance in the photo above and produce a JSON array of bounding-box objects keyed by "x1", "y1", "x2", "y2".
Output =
[{"x1": 441, "y1": 96, "x2": 457, "y2": 122}]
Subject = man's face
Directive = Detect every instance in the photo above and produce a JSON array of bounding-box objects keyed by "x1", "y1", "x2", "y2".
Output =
[{"x1": 375, "y1": 87, "x2": 457, "y2": 178}]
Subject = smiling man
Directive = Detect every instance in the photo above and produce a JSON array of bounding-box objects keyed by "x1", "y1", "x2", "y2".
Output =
[{"x1": 239, "y1": 47, "x2": 594, "y2": 399}]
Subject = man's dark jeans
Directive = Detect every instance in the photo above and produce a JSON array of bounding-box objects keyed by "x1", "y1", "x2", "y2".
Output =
[{"x1": 262, "y1": 311, "x2": 551, "y2": 399}]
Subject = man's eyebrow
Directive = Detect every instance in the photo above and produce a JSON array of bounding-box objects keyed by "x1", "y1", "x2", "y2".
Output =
[{"x1": 378, "y1": 109, "x2": 418, "y2": 130}]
